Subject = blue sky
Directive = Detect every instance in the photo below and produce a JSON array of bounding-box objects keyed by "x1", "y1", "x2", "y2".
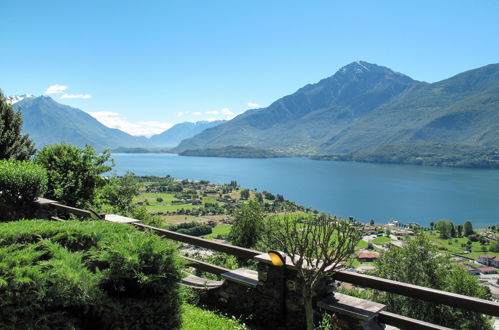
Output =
[{"x1": 1, "y1": 1, "x2": 499, "y2": 136}]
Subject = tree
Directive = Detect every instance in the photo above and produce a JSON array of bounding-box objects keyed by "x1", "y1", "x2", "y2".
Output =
[
  {"x1": 429, "y1": 222, "x2": 435, "y2": 231},
  {"x1": 463, "y1": 221, "x2": 474, "y2": 236},
  {"x1": 436, "y1": 219, "x2": 453, "y2": 238},
  {"x1": 255, "y1": 192, "x2": 263, "y2": 203},
  {"x1": 263, "y1": 214, "x2": 362, "y2": 330},
  {"x1": 240, "y1": 189, "x2": 250, "y2": 200},
  {"x1": 96, "y1": 171, "x2": 140, "y2": 214},
  {"x1": 457, "y1": 224, "x2": 463, "y2": 237},
  {"x1": 0, "y1": 91, "x2": 35, "y2": 160},
  {"x1": 229, "y1": 200, "x2": 265, "y2": 249},
  {"x1": 450, "y1": 223, "x2": 456, "y2": 238},
  {"x1": 373, "y1": 233, "x2": 492, "y2": 329},
  {"x1": 35, "y1": 143, "x2": 113, "y2": 208},
  {"x1": 369, "y1": 219, "x2": 375, "y2": 226}
]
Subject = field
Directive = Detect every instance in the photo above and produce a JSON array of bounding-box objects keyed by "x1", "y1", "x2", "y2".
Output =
[
  {"x1": 426, "y1": 231, "x2": 499, "y2": 260},
  {"x1": 182, "y1": 304, "x2": 246, "y2": 329}
]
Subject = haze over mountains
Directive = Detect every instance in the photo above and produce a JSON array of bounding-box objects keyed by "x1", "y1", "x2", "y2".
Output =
[
  {"x1": 10, "y1": 96, "x2": 225, "y2": 150},
  {"x1": 8, "y1": 60, "x2": 499, "y2": 159},
  {"x1": 176, "y1": 61, "x2": 499, "y2": 154}
]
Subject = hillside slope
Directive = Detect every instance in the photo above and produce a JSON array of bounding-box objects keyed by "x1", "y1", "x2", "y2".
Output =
[
  {"x1": 176, "y1": 62, "x2": 499, "y2": 155},
  {"x1": 14, "y1": 96, "x2": 151, "y2": 150},
  {"x1": 149, "y1": 120, "x2": 225, "y2": 148}
]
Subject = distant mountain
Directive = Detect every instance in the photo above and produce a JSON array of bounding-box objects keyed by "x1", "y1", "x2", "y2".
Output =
[
  {"x1": 149, "y1": 120, "x2": 226, "y2": 148},
  {"x1": 13, "y1": 96, "x2": 151, "y2": 150},
  {"x1": 175, "y1": 61, "x2": 418, "y2": 153},
  {"x1": 175, "y1": 61, "x2": 499, "y2": 155}
]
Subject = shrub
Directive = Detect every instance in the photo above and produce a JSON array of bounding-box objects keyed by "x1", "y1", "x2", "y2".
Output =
[
  {"x1": 0, "y1": 160, "x2": 47, "y2": 220},
  {"x1": 0, "y1": 220, "x2": 183, "y2": 329},
  {"x1": 35, "y1": 143, "x2": 113, "y2": 208},
  {"x1": 170, "y1": 221, "x2": 212, "y2": 236}
]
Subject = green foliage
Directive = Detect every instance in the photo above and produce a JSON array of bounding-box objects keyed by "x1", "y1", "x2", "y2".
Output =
[
  {"x1": 436, "y1": 219, "x2": 454, "y2": 239},
  {"x1": 0, "y1": 220, "x2": 182, "y2": 329},
  {"x1": 0, "y1": 91, "x2": 35, "y2": 160},
  {"x1": 181, "y1": 304, "x2": 247, "y2": 330},
  {"x1": 229, "y1": 200, "x2": 265, "y2": 249},
  {"x1": 35, "y1": 143, "x2": 113, "y2": 208},
  {"x1": 240, "y1": 189, "x2": 250, "y2": 199},
  {"x1": 0, "y1": 160, "x2": 47, "y2": 220},
  {"x1": 315, "y1": 143, "x2": 499, "y2": 169},
  {"x1": 170, "y1": 221, "x2": 212, "y2": 236},
  {"x1": 95, "y1": 171, "x2": 140, "y2": 214},
  {"x1": 464, "y1": 220, "x2": 474, "y2": 236},
  {"x1": 372, "y1": 233, "x2": 492, "y2": 329},
  {"x1": 490, "y1": 242, "x2": 499, "y2": 252},
  {"x1": 179, "y1": 145, "x2": 283, "y2": 158}
]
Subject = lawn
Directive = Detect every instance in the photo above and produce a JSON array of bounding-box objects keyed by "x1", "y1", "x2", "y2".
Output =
[
  {"x1": 182, "y1": 304, "x2": 246, "y2": 329},
  {"x1": 203, "y1": 224, "x2": 232, "y2": 239},
  {"x1": 426, "y1": 232, "x2": 499, "y2": 259},
  {"x1": 372, "y1": 237, "x2": 393, "y2": 245},
  {"x1": 356, "y1": 240, "x2": 368, "y2": 249}
]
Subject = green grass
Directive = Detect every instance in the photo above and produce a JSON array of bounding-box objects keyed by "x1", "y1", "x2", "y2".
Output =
[
  {"x1": 144, "y1": 204, "x2": 199, "y2": 212},
  {"x1": 356, "y1": 240, "x2": 368, "y2": 249},
  {"x1": 425, "y1": 232, "x2": 499, "y2": 260},
  {"x1": 202, "y1": 224, "x2": 232, "y2": 239},
  {"x1": 181, "y1": 304, "x2": 247, "y2": 329},
  {"x1": 372, "y1": 237, "x2": 393, "y2": 245}
]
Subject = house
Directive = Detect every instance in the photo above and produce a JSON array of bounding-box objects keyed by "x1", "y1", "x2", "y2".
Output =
[
  {"x1": 478, "y1": 267, "x2": 497, "y2": 274},
  {"x1": 478, "y1": 255, "x2": 496, "y2": 266},
  {"x1": 492, "y1": 257, "x2": 499, "y2": 268},
  {"x1": 465, "y1": 266, "x2": 480, "y2": 275},
  {"x1": 356, "y1": 251, "x2": 380, "y2": 262}
]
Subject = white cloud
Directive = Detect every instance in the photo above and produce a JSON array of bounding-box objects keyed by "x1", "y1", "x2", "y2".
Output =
[
  {"x1": 45, "y1": 84, "x2": 68, "y2": 94},
  {"x1": 220, "y1": 108, "x2": 233, "y2": 115},
  {"x1": 177, "y1": 111, "x2": 189, "y2": 117},
  {"x1": 89, "y1": 111, "x2": 172, "y2": 137},
  {"x1": 60, "y1": 93, "x2": 92, "y2": 99},
  {"x1": 193, "y1": 112, "x2": 202, "y2": 116},
  {"x1": 205, "y1": 110, "x2": 219, "y2": 115},
  {"x1": 247, "y1": 102, "x2": 260, "y2": 108},
  {"x1": 205, "y1": 117, "x2": 219, "y2": 122}
]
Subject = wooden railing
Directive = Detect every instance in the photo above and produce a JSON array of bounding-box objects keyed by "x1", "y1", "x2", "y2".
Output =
[{"x1": 39, "y1": 200, "x2": 499, "y2": 329}]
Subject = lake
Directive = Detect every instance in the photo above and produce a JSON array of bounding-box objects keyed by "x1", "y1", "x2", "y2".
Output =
[{"x1": 111, "y1": 153, "x2": 499, "y2": 228}]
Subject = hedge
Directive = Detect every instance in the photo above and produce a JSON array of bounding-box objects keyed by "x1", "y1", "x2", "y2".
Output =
[
  {"x1": 0, "y1": 220, "x2": 183, "y2": 329},
  {"x1": 170, "y1": 221, "x2": 213, "y2": 236},
  {"x1": 0, "y1": 160, "x2": 47, "y2": 221}
]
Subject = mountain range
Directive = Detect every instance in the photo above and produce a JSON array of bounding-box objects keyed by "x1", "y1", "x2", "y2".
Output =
[
  {"x1": 175, "y1": 61, "x2": 499, "y2": 155},
  {"x1": 149, "y1": 120, "x2": 225, "y2": 148},
  {"x1": 10, "y1": 96, "x2": 225, "y2": 151}
]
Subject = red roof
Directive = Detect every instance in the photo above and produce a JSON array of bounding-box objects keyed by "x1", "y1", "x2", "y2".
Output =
[
  {"x1": 357, "y1": 251, "x2": 379, "y2": 259},
  {"x1": 478, "y1": 267, "x2": 497, "y2": 273}
]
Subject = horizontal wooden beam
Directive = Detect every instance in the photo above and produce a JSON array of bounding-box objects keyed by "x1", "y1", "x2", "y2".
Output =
[
  {"x1": 182, "y1": 256, "x2": 231, "y2": 275},
  {"x1": 333, "y1": 271, "x2": 499, "y2": 317},
  {"x1": 49, "y1": 202, "x2": 94, "y2": 218},
  {"x1": 377, "y1": 311, "x2": 452, "y2": 330},
  {"x1": 133, "y1": 223, "x2": 261, "y2": 259}
]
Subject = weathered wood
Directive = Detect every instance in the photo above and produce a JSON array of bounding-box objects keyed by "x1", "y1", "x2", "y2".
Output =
[
  {"x1": 318, "y1": 293, "x2": 385, "y2": 321},
  {"x1": 35, "y1": 197, "x2": 58, "y2": 204},
  {"x1": 105, "y1": 214, "x2": 140, "y2": 224},
  {"x1": 333, "y1": 270, "x2": 499, "y2": 317},
  {"x1": 377, "y1": 311, "x2": 453, "y2": 330},
  {"x1": 49, "y1": 202, "x2": 94, "y2": 218},
  {"x1": 133, "y1": 223, "x2": 260, "y2": 259},
  {"x1": 221, "y1": 268, "x2": 261, "y2": 288},
  {"x1": 181, "y1": 274, "x2": 223, "y2": 289},
  {"x1": 183, "y1": 256, "x2": 231, "y2": 275},
  {"x1": 49, "y1": 216, "x2": 66, "y2": 222}
]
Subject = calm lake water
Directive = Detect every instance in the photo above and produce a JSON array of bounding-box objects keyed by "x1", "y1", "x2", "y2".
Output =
[{"x1": 111, "y1": 153, "x2": 499, "y2": 228}]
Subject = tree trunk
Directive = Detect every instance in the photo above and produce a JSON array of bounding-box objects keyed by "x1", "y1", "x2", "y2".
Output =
[{"x1": 303, "y1": 290, "x2": 315, "y2": 330}]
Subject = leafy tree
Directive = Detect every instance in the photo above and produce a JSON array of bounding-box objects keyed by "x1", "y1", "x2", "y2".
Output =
[
  {"x1": 457, "y1": 224, "x2": 463, "y2": 237},
  {"x1": 35, "y1": 143, "x2": 113, "y2": 208},
  {"x1": 255, "y1": 192, "x2": 263, "y2": 203},
  {"x1": 240, "y1": 188, "x2": 250, "y2": 200},
  {"x1": 489, "y1": 242, "x2": 499, "y2": 252},
  {"x1": 450, "y1": 223, "x2": 456, "y2": 238},
  {"x1": 372, "y1": 233, "x2": 492, "y2": 329},
  {"x1": 0, "y1": 91, "x2": 35, "y2": 160},
  {"x1": 96, "y1": 171, "x2": 140, "y2": 214},
  {"x1": 436, "y1": 219, "x2": 453, "y2": 238},
  {"x1": 229, "y1": 200, "x2": 264, "y2": 249},
  {"x1": 429, "y1": 222, "x2": 435, "y2": 231},
  {"x1": 370, "y1": 219, "x2": 375, "y2": 226},
  {"x1": 463, "y1": 221, "x2": 474, "y2": 236},
  {"x1": 276, "y1": 194, "x2": 284, "y2": 202},
  {"x1": 263, "y1": 214, "x2": 362, "y2": 330}
]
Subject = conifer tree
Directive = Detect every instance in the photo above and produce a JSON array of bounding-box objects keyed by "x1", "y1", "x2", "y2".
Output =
[{"x1": 0, "y1": 91, "x2": 35, "y2": 160}]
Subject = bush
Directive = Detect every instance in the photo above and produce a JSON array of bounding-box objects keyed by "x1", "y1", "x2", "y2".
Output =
[
  {"x1": 170, "y1": 221, "x2": 212, "y2": 236},
  {"x1": 0, "y1": 220, "x2": 183, "y2": 329},
  {"x1": 35, "y1": 143, "x2": 113, "y2": 208},
  {"x1": 0, "y1": 160, "x2": 47, "y2": 221}
]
